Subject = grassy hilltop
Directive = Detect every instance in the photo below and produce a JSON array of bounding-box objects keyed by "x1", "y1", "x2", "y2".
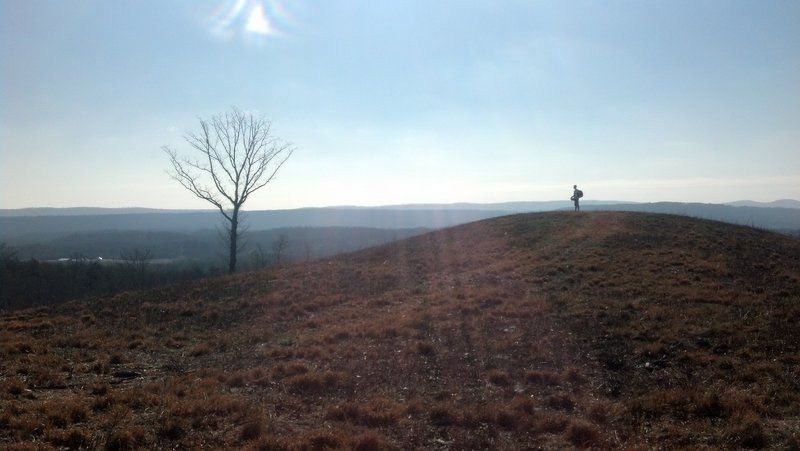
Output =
[{"x1": 1, "y1": 211, "x2": 799, "y2": 450}]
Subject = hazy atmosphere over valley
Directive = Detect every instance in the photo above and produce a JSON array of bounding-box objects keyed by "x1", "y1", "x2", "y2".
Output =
[{"x1": 2, "y1": 1, "x2": 799, "y2": 209}]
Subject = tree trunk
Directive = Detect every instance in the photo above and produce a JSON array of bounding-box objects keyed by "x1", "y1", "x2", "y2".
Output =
[{"x1": 228, "y1": 206, "x2": 240, "y2": 274}]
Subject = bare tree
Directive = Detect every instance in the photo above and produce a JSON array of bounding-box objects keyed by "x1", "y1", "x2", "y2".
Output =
[
  {"x1": 163, "y1": 107, "x2": 294, "y2": 273},
  {"x1": 120, "y1": 248, "x2": 152, "y2": 289},
  {"x1": 249, "y1": 243, "x2": 270, "y2": 270},
  {"x1": 0, "y1": 243, "x2": 17, "y2": 263},
  {"x1": 272, "y1": 234, "x2": 290, "y2": 265}
]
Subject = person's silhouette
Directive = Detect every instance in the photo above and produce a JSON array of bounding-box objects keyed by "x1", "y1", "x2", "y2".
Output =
[{"x1": 571, "y1": 185, "x2": 581, "y2": 211}]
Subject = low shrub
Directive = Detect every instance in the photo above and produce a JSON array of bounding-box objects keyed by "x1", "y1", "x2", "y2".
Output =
[
  {"x1": 298, "y1": 431, "x2": 343, "y2": 451},
  {"x1": 287, "y1": 371, "x2": 346, "y2": 395},
  {"x1": 534, "y1": 413, "x2": 569, "y2": 434},
  {"x1": 188, "y1": 342, "x2": 212, "y2": 356},
  {"x1": 156, "y1": 417, "x2": 186, "y2": 441},
  {"x1": 429, "y1": 404, "x2": 458, "y2": 427},
  {"x1": 566, "y1": 420, "x2": 602, "y2": 448},
  {"x1": 272, "y1": 361, "x2": 310, "y2": 378},
  {"x1": 510, "y1": 395, "x2": 535, "y2": 415},
  {"x1": 487, "y1": 369, "x2": 510, "y2": 386},
  {"x1": 492, "y1": 408, "x2": 518, "y2": 430},
  {"x1": 109, "y1": 353, "x2": 127, "y2": 365},
  {"x1": 4, "y1": 376, "x2": 25, "y2": 396},
  {"x1": 727, "y1": 412, "x2": 768, "y2": 449},
  {"x1": 105, "y1": 425, "x2": 146, "y2": 451},
  {"x1": 587, "y1": 400, "x2": 618, "y2": 424},
  {"x1": 240, "y1": 419, "x2": 264, "y2": 443},
  {"x1": 693, "y1": 393, "x2": 726, "y2": 419},
  {"x1": 547, "y1": 393, "x2": 576, "y2": 412},
  {"x1": 90, "y1": 381, "x2": 110, "y2": 396},
  {"x1": 326, "y1": 398, "x2": 400, "y2": 427},
  {"x1": 354, "y1": 431, "x2": 394, "y2": 451},
  {"x1": 92, "y1": 396, "x2": 114, "y2": 412},
  {"x1": 45, "y1": 398, "x2": 89, "y2": 427},
  {"x1": 47, "y1": 426, "x2": 91, "y2": 448},
  {"x1": 242, "y1": 437, "x2": 292, "y2": 451},
  {"x1": 27, "y1": 367, "x2": 65, "y2": 388},
  {"x1": 526, "y1": 370, "x2": 560, "y2": 386},
  {"x1": 564, "y1": 366, "x2": 587, "y2": 385},
  {"x1": 415, "y1": 341, "x2": 436, "y2": 356}
]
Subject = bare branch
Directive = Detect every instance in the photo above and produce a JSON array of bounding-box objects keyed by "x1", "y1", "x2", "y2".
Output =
[{"x1": 162, "y1": 107, "x2": 294, "y2": 273}]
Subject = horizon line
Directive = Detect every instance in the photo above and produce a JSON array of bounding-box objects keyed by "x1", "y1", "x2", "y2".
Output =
[{"x1": 1, "y1": 198, "x2": 799, "y2": 213}]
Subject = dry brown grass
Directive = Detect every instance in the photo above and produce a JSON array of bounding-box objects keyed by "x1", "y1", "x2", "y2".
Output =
[{"x1": 1, "y1": 211, "x2": 798, "y2": 449}]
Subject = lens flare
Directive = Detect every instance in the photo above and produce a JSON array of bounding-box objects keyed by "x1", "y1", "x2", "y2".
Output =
[{"x1": 202, "y1": 0, "x2": 298, "y2": 44}]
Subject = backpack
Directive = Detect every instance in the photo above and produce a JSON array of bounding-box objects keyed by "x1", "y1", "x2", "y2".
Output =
[{"x1": 575, "y1": 189, "x2": 583, "y2": 199}]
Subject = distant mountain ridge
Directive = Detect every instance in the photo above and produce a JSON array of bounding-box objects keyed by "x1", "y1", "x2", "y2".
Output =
[
  {"x1": 2, "y1": 198, "x2": 798, "y2": 218},
  {"x1": 1, "y1": 200, "x2": 799, "y2": 242},
  {"x1": 723, "y1": 199, "x2": 800, "y2": 209},
  {"x1": 0, "y1": 207, "x2": 199, "y2": 217}
]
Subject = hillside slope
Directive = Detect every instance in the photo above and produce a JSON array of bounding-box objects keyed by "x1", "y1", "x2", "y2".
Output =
[{"x1": 1, "y1": 212, "x2": 799, "y2": 450}]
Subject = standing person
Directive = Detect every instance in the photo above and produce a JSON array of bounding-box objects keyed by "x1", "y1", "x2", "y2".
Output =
[{"x1": 571, "y1": 185, "x2": 583, "y2": 211}]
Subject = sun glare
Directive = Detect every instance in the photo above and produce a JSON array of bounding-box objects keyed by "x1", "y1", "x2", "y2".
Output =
[
  {"x1": 203, "y1": 0, "x2": 297, "y2": 43},
  {"x1": 246, "y1": 4, "x2": 271, "y2": 34}
]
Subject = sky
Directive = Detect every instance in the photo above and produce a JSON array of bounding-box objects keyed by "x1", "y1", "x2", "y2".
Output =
[{"x1": 1, "y1": 0, "x2": 799, "y2": 210}]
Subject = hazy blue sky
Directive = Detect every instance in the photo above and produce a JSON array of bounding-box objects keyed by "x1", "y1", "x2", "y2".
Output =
[{"x1": 2, "y1": 0, "x2": 798, "y2": 209}]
